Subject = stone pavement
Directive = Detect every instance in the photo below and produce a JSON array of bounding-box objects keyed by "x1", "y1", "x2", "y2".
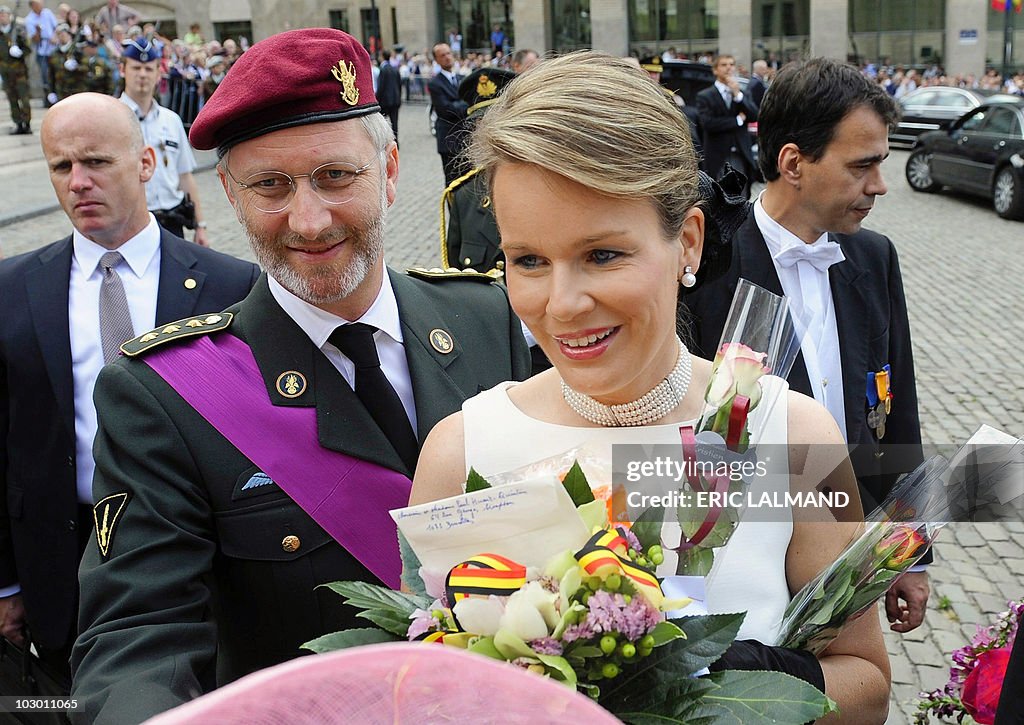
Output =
[{"x1": 1, "y1": 97, "x2": 1022, "y2": 724}]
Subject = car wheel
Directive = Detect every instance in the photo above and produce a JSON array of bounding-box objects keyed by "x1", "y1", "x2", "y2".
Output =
[
  {"x1": 993, "y1": 166, "x2": 1024, "y2": 220},
  {"x1": 905, "y1": 150, "x2": 940, "y2": 192}
]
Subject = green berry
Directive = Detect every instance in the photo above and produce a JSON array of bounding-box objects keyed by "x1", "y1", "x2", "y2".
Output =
[
  {"x1": 587, "y1": 575, "x2": 602, "y2": 591},
  {"x1": 605, "y1": 573, "x2": 622, "y2": 592},
  {"x1": 649, "y1": 549, "x2": 665, "y2": 566},
  {"x1": 620, "y1": 643, "x2": 637, "y2": 659},
  {"x1": 582, "y1": 591, "x2": 592, "y2": 605},
  {"x1": 648, "y1": 545, "x2": 663, "y2": 559},
  {"x1": 640, "y1": 634, "x2": 656, "y2": 650},
  {"x1": 431, "y1": 609, "x2": 445, "y2": 620},
  {"x1": 638, "y1": 645, "x2": 653, "y2": 658},
  {"x1": 600, "y1": 635, "x2": 617, "y2": 654},
  {"x1": 623, "y1": 594, "x2": 631, "y2": 604},
  {"x1": 627, "y1": 549, "x2": 639, "y2": 560},
  {"x1": 602, "y1": 662, "x2": 620, "y2": 679}
]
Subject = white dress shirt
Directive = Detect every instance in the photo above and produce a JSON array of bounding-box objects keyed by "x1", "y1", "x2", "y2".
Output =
[
  {"x1": 714, "y1": 80, "x2": 744, "y2": 126},
  {"x1": 754, "y1": 195, "x2": 848, "y2": 441},
  {"x1": 69, "y1": 215, "x2": 162, "y2": 503},
  {"x1": 119, "y1": 93, "x2": 197, "y2": 211},
  {"x1": 267, "y1": 267, "x2": 418, "y2": 434}
]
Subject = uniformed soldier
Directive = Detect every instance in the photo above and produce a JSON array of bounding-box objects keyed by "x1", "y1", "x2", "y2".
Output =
[
  {"x1": 70, "y1": 28, "x2": 531, "y2": 724},
  {"x1": 441, "y1": 67, "x2": 517, "y2": 272},
  {"x1": 48, "y1": 23, "x2": 87, "y2": 100},
  {"x1": 82, "y1": 39, "x2": 112, "y2": 95},
  {"x1": 0, "y1": 5, "x2": 32, "y2": 134}
]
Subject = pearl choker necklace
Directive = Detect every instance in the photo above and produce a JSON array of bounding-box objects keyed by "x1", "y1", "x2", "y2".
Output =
[{"x1": 560, "y1": 338, "x2": 693, "y2": 427}]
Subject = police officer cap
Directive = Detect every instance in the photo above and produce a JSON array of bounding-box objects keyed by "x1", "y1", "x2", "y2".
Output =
[
  {"x1": 122, "y1": 38, "x2": 157, "y2": 62},
  {"x1": 459, "y1": 67, "x2": 516, "y2": 117},
  {"x1": 189, "y1": 28, "x2": 379, "y2": 155}
]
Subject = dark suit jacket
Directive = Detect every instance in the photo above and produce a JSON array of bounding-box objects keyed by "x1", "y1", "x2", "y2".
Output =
[
  {"x1": 747, "y1": 75, "x2": 767, "y2": 108},
  {"x1": 695, "y1": 84, "x2": 759, "y2": 179},
  {"x1": 428, "y1": 71, "x2": 468, "y2": 156},
  {"x1": 683, "y1": 211, "x2": 923, "y2": 511},
  {"x1": 0, "y1": 229, "x2": 259, "y2": 653},
  {"x1": 71, "y1": 271, "x2": 531, "y2": 724},
  {"x1": 376, "y1": 62, "x2": 402, "y2": 110}
]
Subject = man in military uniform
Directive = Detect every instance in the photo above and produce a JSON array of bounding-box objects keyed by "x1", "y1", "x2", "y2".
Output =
[
  {"x1": 70, "y1": 29, "x2": 531, "y2": 724},
  {"x1": 82, "y1": 39, "x2": 112, "y2": 95},
  {"x1": 48, "y1": 22, "x2": 87, "y2": 100},
  {"x1": 0, "y1": 5, "x2": 32, "y2": 134}
]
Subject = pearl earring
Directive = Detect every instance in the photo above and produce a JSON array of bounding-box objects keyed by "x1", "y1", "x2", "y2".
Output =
[{"x1": 680, "y1": 265, "x2": 697, "y2": 288}]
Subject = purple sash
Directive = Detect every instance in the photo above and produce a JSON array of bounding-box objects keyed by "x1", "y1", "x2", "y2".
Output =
[{"x1": 143, "y1": 333, "x2": 411, "y2": 589}]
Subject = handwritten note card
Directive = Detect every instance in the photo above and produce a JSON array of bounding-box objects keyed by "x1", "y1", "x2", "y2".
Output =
[{"x1": 390, "y1": 476, "x2": 590, "y2": 574}]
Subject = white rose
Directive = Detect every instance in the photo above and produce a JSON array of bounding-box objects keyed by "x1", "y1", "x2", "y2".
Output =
[
  {"x1": 452, "y1": 596, "x2": 504, "y2": 636},
  {"x1": 498, "y1": 581, "x2": 559, "y2": 641}
]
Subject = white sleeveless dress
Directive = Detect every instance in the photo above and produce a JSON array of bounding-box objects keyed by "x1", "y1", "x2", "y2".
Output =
[{"x1": 461, "y1": 377, "x2": 794, "y2": 645}]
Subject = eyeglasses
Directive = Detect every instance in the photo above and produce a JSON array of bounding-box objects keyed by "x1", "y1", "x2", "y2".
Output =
[{"x1": 222, "y1": 153, "x2": 379, "y2": 213}]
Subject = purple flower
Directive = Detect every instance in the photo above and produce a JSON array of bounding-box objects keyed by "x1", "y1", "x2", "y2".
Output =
[
  {"x1": 407, "y1": 609, "x2": 437, "y2": 640},
  {"x1": 619, "y1": 596, "x2": 663, "y2": 641},
  {"x1": 586, "y1": 590, "x2": 625, "y2": 634},
  {"x1": 530, "y1": 636, "x2": 564, "y2": 655},
  {"x1": 562, "y1": 620, "x2": 597, "y2": 643},
  {"x1": 619, "y1": 526, "x2": 643, "y2": 555}
]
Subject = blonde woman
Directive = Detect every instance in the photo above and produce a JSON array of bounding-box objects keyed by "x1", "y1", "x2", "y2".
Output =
[{"x1": 410, "y1": 51, "x2": 890, "y2": 723}]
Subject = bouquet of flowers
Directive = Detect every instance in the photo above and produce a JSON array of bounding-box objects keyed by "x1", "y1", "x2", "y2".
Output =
[
  {"x1": 915, "y1": 601, "x2": 1022, "y2": 724},
  {"x1": 670, "y1": 279, "x2": 799, "y2": 577},
  {"x1": 306, "y1": 460, "x2": 836, "y2": 723},
  {"x1": 779, "y1": 425, "x2": 1023, "y2": 656}
]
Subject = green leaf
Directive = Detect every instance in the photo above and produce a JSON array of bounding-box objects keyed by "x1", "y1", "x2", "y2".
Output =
[
  {"x1": 675, "y1": 546, "x2": 715, "y2": 576},
  {"x1": 537, "y1": 654, "x2": 577, "y2": 688},
  {"x1": 493, "y1": 630, "x2": 537, "y2": 661},
  {"x1": 578, "y1": 682, "x2": 601, "y2": 700},
  {"x1": 693, "y1": 670, "x2": 837, "y2": 724},
  {"x1": 630, "y1": 506, "x2": 665, "y2": 552},
  {"x1": 607, "y1": 675, "x2": 719, "y2": 723},
  {"x1": 300, "y1": 628, "x2": 398, "y2": 653},
  {"x1": 568, "y1": 644, "x2": 604, "y2": 659},
  {"x1": 562, "y1": 460, "x2": 595, "y2": 507},
  {"x1": 465, "y1": 467, "x2": 492, "y2": 493},
  {"x1": 398, "y1": 530, "x2": 427, "y2": 599},
  {"x1": 599, "y1": 613, "x2": 744, "y2": 708},
  {"x1": 649, "y1": 620, "x2": 686, "y2": 646},
  {"x1": 319, "y1": 580, "x2": 430, "y2": 616},
  {"x1": 357, "y1": 608, "x2": 414, "y2": 636}
]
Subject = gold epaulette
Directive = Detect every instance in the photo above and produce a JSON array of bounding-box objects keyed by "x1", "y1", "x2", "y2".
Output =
[
  {"x1": 120, "y1": 313, "x2": 234, "y2": 357},
  {"x1": 406, "y1": 266, "x2": 504, "y2": 283}
]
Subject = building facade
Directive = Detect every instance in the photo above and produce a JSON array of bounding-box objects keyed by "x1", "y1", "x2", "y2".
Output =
[{"x1": 56, "y1": 1, "x2": 1023, "y2": 76}]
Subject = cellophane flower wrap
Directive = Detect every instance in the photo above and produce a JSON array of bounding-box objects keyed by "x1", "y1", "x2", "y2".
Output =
[
  {"x1": 305, "y1": 450, "x2": 836, "y2": 724},
  {"x1": 914, "y1": 601, "x2": 1021, "y2": 724},
  {"x1": 779, "y1": 425, "x2": 1023, "y2": 656},
  {"x1": 672, "y1": 279, "x2": 799, "y2": 577}
]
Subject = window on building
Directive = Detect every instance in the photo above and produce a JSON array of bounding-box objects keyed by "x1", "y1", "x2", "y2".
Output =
[
  {"x1": 212, "y1": 21, "x2": 251, "y2": 45},
  {"x1": 551, "y1": 0, "x2": 591, "y2": 52},
  {"x1": 328, "y1": 9, "x2": 349, "y2": 32},
  {"x1": 751, "y1": 0, "x2": 809, "y2": 64},
  {"x1": 628, "y1": 0, "x2": 717, "y2": 58},
  {"x1": 848, "y1": 0, "x2": 945, "y2": 66}
]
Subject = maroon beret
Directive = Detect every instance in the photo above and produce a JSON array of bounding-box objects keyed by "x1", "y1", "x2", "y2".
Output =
[{"x1": 189, "y1": 28, "x2": 379, "y2": 154}]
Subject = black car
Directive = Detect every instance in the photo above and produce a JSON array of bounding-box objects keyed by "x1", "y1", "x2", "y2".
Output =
[
  {"x1": 890, "y1": 87, "x2": 1021, "y2": 146},
  {"x1": 905, "y1": 99, "x2": 1024, "y2": 220}
]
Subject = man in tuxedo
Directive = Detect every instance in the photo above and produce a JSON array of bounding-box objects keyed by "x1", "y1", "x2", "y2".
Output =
[
  {"x1": 695, "y1": 54, "x2": 758, "y2": 198},
  {"x1": 0, "y1": 92, "x2": 258, "y2": 684},
  {"x1": 70, "y1": 30, "x2": 530, "y2": 723},
  {"x1": 684, "y1": 58, "x2": 930, "y2": 632},
  {"x1": 428, "y1": 42, "x2": 468, "y2": 185}
]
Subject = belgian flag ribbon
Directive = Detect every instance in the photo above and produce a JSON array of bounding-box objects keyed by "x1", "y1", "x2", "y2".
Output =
[
  {"x1": 575, "y1": 528, "x2": 663, "y2": 607},
  {"x1": 445, "y1": 553, "x2": 528, "y2": 605}
]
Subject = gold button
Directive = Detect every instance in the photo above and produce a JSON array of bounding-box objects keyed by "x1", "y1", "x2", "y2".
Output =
[
  {"x1": 281, "y1": 535, "x2": 301, "y2": 552},
  {"x1": 184, "y1": 278, "x2": 197, "y2": 290}
]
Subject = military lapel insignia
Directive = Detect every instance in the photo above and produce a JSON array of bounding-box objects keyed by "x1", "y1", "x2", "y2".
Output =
[
  {"x1": 241, "y1": 472, "x2": 275, "y2": 491},
  {"x1": 184, "y1": 278, "x2": 197, "y2": 290},
  {"x1": 121, "y1": 313, "x2": 234, "y2": 356},
  {"x1": 429, "y1": 328, "x2": 454, "y2": 354},
  {"x1": 276, "y1": 370, "x2": 307, "y2": 398},
  {"x1": 330, "y1": 60, "x2": 360, "y2": 105},
  {"x1": 93, "y1": 492, "x2": 130, "y2": 559},
  {"x1": 865, "y1": 364, "x2": 892, "y2": 440}
]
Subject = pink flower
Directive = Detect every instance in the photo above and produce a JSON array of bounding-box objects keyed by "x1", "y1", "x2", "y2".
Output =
[
  {"x1": 874, "y1": 525, "x2": 926, "y2": 570},
  {"x1": 961, "y1": 646, "x2": 1012, "y2": 724}
]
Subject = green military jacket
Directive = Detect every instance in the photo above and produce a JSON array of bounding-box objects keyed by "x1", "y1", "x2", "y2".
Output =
[
  {"x1": 0, "y1": 22, "x2": 29, "y2": 67},
  {"x1": 71, "y1": 270, "x2": 531, "y2": 724},
  {"x1": 50, "y1": 42, "x2": 88, "y2": 98}
]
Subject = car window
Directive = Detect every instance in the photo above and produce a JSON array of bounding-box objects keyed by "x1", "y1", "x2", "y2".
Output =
[
  {"x1": 960, "y1": 109, "x2": 987, "y2": 131},
  {"x1": 907, "y1": 90, "x2": 937, "y2": 106},
  {"x1": 933, "y1": 90, "x2": 972, "y2": 108},
  {"x1": 981, "y1": 107, "x2": 1017, "y2": 135}
]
